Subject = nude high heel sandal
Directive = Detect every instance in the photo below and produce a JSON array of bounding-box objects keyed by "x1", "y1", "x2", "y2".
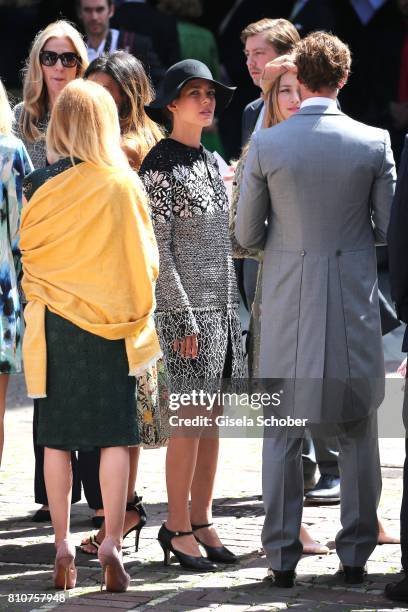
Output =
[
  {"x1": 98, "y1": 537, "x2": 130, "y2": 593},
  {"x1": 53, "y1": 540, "x2": 77, "y2": 590}
]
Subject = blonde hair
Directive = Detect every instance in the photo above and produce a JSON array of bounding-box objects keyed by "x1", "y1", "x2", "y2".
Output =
[
  {"x1": 19, "y1": 20, "x2": 89, "y2": 143},
  {"x1": 0, "y1": 80, "x2": 13, "y2": 137},
  {"x1": 264, "y1": 75, "x2": 286, "y2": 129},
  {"x1": 241, "y1": 75, "x2": 287, "y2": 158},
  {"x1": 46, "y1": 79, "x2": 129, "y2": 170}
]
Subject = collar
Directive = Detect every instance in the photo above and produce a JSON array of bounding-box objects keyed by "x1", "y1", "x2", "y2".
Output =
[{"x1": 300, "y1": 97, "x2": 337, "y2": 109}]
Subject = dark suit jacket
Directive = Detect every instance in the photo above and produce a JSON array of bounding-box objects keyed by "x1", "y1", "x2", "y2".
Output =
[
  {"x1": 291, "y1": 0, "x2": 341, "y2": 36},
  {"x1": 241, "y1": 98, "x2": 263, "y2": 146},
  {"x1": 388, "y1": 134, "x2": 408, "y2": 349},
  {"x1": 117, "y1": 30, "x2": 165, "y2": 89},
  {"x1": 112, "y1": 2, "x2": 180, "y2": 69}
]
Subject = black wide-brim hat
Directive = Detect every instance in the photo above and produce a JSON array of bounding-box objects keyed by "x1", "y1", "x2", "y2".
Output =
[{"x1": 145, "y1": 59, "x2": 236, "y2": 125}]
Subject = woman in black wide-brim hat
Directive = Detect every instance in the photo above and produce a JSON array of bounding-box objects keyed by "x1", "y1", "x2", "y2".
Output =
[{"x1": 140, "y1": 60, "x2": 244, "y2": 571}]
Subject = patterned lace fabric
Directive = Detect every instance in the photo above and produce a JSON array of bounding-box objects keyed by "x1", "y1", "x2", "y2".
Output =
[
  {"x1": 13, "y1": 102, "x2": 49, "y2": 171},
  {"x1": 230, "y1": 153, "x2": 263, "y2": 261},
  {"x1": 23, "y1": 157, "x2": 75, "y2": 201},
  {"x1": 140, "y1": 138, "x2": 240, "y2": 317},
  {"x1": 140, "y1": 138, "x2": 245, "y2": 394}
]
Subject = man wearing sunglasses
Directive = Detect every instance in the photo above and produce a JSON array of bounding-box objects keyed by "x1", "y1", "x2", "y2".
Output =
[{"x1": 77, "y1": 0, "x2": 164, "y2": 87}]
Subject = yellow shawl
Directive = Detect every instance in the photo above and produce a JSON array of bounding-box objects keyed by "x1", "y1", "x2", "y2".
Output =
[{"x1": 21, "y1": 161, "x2": 161, "y2": 398}]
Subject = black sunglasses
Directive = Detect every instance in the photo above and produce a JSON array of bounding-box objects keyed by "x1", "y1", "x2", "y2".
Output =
[{"x1": 39, "y1": 50, "x2": 81, "y2": 68}]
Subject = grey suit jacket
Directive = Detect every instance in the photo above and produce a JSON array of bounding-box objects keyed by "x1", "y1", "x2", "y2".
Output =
[{"x1": 236, "y1": 105, "x2": 396, "y2": 422}]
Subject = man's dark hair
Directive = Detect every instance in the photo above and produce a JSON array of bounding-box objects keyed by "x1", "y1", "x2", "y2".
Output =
[
  {"x1": 76, "y1": 0, "x2": 114, "y2": 8},
  {"x1": 295, "y1": 31, "x2": 351, "y2": 92}
]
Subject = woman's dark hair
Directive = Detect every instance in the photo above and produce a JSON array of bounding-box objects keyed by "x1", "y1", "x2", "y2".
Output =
[{"x1": 84, "y1": 51, "x2": 162, "y2": 168}]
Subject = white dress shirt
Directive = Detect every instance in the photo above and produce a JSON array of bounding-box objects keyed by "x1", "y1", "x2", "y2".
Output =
[
  {"x1": 87, "y1": 29, "x2": 120, "y2": 62},
  {"x1": 300, "y1": 97, "x2": 338, "y2": 110},
  {"x1": 253, "y1": 104, "x2": 266, "y2": 133}
]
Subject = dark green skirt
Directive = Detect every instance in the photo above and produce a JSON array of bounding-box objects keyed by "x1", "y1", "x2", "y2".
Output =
[{"x1": 37, "y1": 310, "x2": 139, "y2": 451}]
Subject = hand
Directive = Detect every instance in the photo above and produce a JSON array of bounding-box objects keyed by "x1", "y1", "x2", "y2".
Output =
[
  {"x1": 397, "y1": 357, "x2": 407, "y2": 378},
  {"x1": 260, "y1": 54, "x2": 297, "y2": 94},
  {"x1": 223, "y1": 165, "x2": 236, "y2": 183},
  {"x1": 173, "y1": 335, "x2": 199, "y2": 359}
]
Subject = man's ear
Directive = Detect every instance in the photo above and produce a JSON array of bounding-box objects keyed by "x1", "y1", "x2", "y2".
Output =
[
  {"x1": 338, "y1": 70, "x2": 349, "y2": 90},
  {"x1": 109, "y1": 2, "x2": 115, "y2": 19},
  {"x1": 167, "y1": 102, "x2": 177, "y2": 112}
]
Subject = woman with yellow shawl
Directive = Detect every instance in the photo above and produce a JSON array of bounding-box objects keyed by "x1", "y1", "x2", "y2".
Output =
[{"x1": 20, "y1": 79, "x2": 160, "y2": 593}]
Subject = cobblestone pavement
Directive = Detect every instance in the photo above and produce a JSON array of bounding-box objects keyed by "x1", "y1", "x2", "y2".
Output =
[{"x1": 0, "y1": 370, "x2": 406, "y2": 612}]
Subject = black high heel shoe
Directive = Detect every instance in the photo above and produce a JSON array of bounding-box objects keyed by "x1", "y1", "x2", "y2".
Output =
[
  {"x1": 80, "y1": 493, "x2": 147, "y2": 556},
  {"x1": 191, "y1": 523, "x2": 237, "y2": 564},
  {"x1": 157, "y1": 523, "x2": 217, "y2": 572},
  {"x1": 124, "y1": 493, "x2": 147, "y2": 552}
]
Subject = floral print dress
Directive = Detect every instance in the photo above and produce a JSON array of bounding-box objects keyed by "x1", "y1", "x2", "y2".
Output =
[{"x1": 0, "y1": 134, "x2": 33, "y2": 373}]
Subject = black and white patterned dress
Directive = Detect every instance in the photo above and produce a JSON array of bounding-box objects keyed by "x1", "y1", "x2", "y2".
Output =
[{"x1": 140, "y1": 138, "x2": 244, "y2": 393}]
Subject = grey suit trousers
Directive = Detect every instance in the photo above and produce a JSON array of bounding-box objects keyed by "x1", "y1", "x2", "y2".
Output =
[{"x1": 261, "y1": 412, "x2": 381, "y2": 570}]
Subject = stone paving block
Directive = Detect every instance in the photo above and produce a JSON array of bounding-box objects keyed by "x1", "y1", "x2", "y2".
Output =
[
  {"x1": 58, "y1": 607, "x2": 132, "y2": 612},
  {"x1": 0, "y1": 543, "x2": 55, "y2": 565},
  {"x1": 216, "y1": 605, "x2": 251, "y2": 611},
  {"x1": 200, "y1": 588, "x2": 241, "y2": 603},
  {"x1": 227, "y1": 589, "x2": 294, "y2": 606},
  {"x1": 227, "y1": 568, "x2": 269, "y2": 582},
  {"x1": 138, "y1": 605, "x2": 198, "y2": 612},
  {"x1": 159, "y1": 589, "x2": 207, "y2": 605},
  {"x1": 295, "y1": 587, "x2": 389, "y2": 605},
  {"x1": 246, "y1": 605, "x2": 288, "y2": 611},
  {"x1": 59, "y1": 598, "x2": 136, "y2": 609}
]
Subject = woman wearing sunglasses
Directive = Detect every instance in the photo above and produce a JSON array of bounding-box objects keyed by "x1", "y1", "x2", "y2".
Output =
[
  {"x1": 14, "y1": 20, "x2": 88, "y2": 170},
  {"x1": 14, "y1": 20, "x2": 88, "y2": 524}
]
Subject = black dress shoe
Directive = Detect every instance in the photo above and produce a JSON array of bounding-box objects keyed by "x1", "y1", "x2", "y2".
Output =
[
  {"x1": 158, "y1": 523, "x2": 218, "y2": 572},
  {"x1": 303, "y1": 474, "x2": 317, "y2": 493},
  {"x1": 304, "y1": 474, "x2": 340, "y2": 503},
  {"x1": 268, "y1": 569, "x2": 296, "y2": 588},
  {"x1": 191, "y1": 523, "x2": 238, "y2": 564},
  {"x1": 385, "y1": 576, "x2": 408, "y2": 602},
  {"x1": 31, "y1": 509, "x2": 51, "y2": 522},
  {"x1": 339, "y1": 564, "x2": 367, "y2": 584}
]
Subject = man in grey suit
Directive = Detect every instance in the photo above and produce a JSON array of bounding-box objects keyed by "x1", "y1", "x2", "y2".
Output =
[
  {"x1": 240, "y1": 19, "x2": 342, "y2": 500},
  {"x1": 236, "y1": 31, "x2": 396, "y2": 587}
]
